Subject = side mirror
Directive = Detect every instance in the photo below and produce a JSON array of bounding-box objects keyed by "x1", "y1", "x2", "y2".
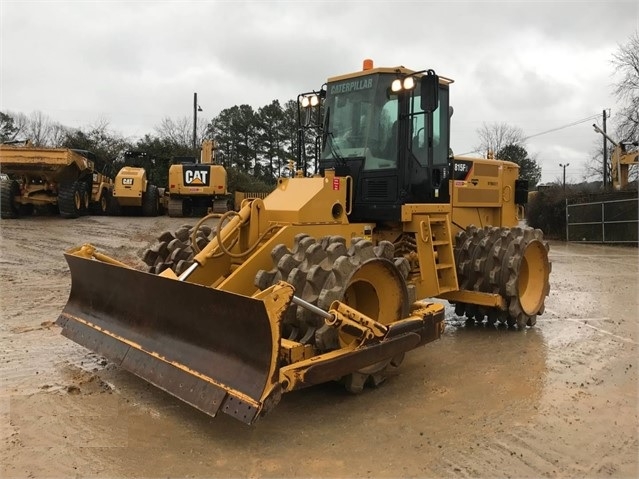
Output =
[{"x1": 420, "y1": 70, "x2": 439, "y2": 113}]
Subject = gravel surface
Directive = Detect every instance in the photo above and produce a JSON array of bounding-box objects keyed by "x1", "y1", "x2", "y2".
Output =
[{"x1": 1, "y1": 215, "x2": 637, "y2": 478}]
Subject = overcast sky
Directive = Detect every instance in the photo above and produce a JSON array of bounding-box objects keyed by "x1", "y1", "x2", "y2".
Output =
[{"x1": 1, "y1": 0, "x2": 637, "y2": 183}]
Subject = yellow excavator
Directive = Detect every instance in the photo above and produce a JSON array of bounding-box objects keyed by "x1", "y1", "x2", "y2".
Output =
[
  {"x1": 57, "y1": 60, "x2": 551, "y2": 425},
  {"x1": 593, "y1": 124, "x2": 638, "y2": 190},
  {"x1": 167, "y1": 139, "x2": 230, "y2": 217}
]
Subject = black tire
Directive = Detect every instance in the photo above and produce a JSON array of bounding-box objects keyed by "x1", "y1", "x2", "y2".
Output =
[
  {"x1": 79, "y1": 181, "x2": 90, "y2": 216},
  {"x1": 107, "y1": 191, "x2": 121, "y2": 216},
  {"x1": 142, "y1": 184, "x2": 159, "y2": 217},
  {"x1": 58, "y1": 180, "x2": 84, "y2": 219},
  {"x1": 90, "y1": 188, "x2": 110, "y2": 215},
  {"x1": 0, "y1": 179, "x2": 20, "y2": 219}
]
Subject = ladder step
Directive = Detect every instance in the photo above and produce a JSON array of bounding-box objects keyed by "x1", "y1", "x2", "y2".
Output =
[
  {"x1": 437, "y1": 285, "x2": 457, "y2": 294},
  {"x1": 432, "y1": 240, "x2": 448, "y2": 246},
  {"x1": 436, "y1": 263, "x2": 454, "y2": 270}
]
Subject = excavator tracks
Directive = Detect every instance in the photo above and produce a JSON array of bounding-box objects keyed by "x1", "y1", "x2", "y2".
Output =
[{"x1": 453, "y1": 225, "x2": 551, "y2": 329}]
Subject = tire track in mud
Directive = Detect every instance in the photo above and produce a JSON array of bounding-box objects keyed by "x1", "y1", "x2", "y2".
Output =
[
  {"x1": 440, "y1": 423, "x2": 638, "y2": 477},
  {"x1": 434, "y1": 329, "x2": 637, "y2": 478},
  {"x1": 439, "y1": 427, "x2": 562, "y2": 477}
]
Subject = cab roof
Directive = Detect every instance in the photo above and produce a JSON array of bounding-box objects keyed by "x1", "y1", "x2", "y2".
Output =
[{"x1": 327, "y1": 62, "x2": 454, "y2": 85}]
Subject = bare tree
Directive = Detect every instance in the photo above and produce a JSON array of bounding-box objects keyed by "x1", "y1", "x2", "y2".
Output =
[
  {"x1": 583, "y1": 143, "x2": 608, "y2": 183},
  {"x1": 154, "y1": 116, "x2": 208, "y2": 150},
  {"x1": 474, "y1": 122, "x2": 525, "y2": 157},
  {"x1": 154, "y1": 117, "x2": 191, "y2": 147},
  {"x1": 25, "y1": 111, "x2": 61, "y2": 146},
  {"x1": 585, "y1": 31, "x2": 639, "y2": 184},
  {"x1": 10, "y1": 112, "x2": 29, "y2": 141},
  {"x1": 1, "y1": 111, "x2": 67, "y2": 146},
  {"x1": 49, "y1": 122, "x2": 70, "y2": 147},
  {"x1": 612, "y1": 30, "x2": 639, "y2": 142},
  {"x1": 13, "y1": 110, "x2": 67, "y2": 147}
]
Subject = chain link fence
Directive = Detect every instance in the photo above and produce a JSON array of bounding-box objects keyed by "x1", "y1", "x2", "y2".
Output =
[{"x1": 566, "y1": 195, "x2": 638, "y2": 244}]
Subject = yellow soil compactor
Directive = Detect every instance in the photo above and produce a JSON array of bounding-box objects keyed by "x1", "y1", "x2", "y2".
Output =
[{"x1": 57, "y1": 61, "x2": 551, "y2": 425}]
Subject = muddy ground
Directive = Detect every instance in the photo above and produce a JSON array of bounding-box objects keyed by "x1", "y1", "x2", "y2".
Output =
[{"x1": 0, "y1": 214, "x2": 637, "y2": 478}]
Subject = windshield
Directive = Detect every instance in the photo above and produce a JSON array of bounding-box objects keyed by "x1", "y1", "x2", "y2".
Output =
[{"x1": 321, "y1": 74, "x2": 398, "y2": 170}]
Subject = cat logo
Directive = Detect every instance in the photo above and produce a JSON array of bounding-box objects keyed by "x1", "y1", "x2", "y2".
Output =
[
  {"x1": 122, "y1": 178, "x2": 134, "y2": 185},
  {"x1": 183, "y1": 166, "x2": 210, "y2": 186}
]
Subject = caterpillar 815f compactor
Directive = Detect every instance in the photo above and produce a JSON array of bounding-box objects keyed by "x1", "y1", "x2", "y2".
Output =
[{"x1": 57, "y1": 60, "x2": 551, "y2": 425}]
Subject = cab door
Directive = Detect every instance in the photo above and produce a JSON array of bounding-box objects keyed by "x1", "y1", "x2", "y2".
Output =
[{"x1": 406, "y1": 85, "x2": 451, "y2": 205}]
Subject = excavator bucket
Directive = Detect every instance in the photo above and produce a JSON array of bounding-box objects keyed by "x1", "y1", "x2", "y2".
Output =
[{"x1": 56, "y1": 248, "x2": 293, "y2": 425}]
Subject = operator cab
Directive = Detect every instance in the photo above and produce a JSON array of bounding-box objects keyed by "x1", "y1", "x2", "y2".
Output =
[{"x1": 312, "y1": 61, "x2": 452, "y2": 223}]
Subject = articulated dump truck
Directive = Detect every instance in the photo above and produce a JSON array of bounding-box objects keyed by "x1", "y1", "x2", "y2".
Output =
[
  {"x1": 57, "y1": 60, "x2": 552, "y2": 425},
  {"x1": 0, "y1": 141, "x2": 113, "y2": 218}
]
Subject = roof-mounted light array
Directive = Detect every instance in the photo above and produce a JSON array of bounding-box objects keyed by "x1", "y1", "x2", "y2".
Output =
[
  {"x1": 391, "y1": 75, "x2": 416, "y2": 93},
  {"x1": 300, "y1": 94, "x2": 320, "y2": 108}
]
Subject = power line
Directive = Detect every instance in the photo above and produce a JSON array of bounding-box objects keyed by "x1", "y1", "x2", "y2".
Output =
[
  {"x1": 457, "y1": 112, "x2": 604, "y2": 156},
  {"x1": 523, "y1": 113, "x2": 602, "y2": 141}
]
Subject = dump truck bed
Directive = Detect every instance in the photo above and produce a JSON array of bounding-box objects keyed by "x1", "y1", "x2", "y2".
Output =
[{"x1": 0, "y1": 145, "x2": 94, "y2": 177}]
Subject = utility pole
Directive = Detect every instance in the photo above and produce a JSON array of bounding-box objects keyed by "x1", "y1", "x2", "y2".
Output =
[
  {"x1": 602, "y1": 109, "x2": 608, "y2": 188},
  {"x1": 193, "y1": 93, "x2": 203, "y2": 154},
  {"x1": 559, "y1": 163, "x2": 570, "y2": 196}
]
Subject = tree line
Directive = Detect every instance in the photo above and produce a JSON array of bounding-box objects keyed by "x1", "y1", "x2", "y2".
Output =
[
  {"x1": 0, "y1": 102, "x2": 546, "y2": 190},
  {"x1": 0, "y1": 99, "x2": 308, "y2": 193}
]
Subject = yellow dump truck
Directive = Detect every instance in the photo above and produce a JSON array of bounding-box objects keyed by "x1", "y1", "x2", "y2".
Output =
[{"x1": 0, "y1": 141, "x2": 113, "y2": 218}]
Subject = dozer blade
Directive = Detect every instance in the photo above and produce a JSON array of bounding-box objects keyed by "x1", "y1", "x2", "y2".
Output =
[{"x1": 56, "y1": 252, "x2": 293, "y2": 425}]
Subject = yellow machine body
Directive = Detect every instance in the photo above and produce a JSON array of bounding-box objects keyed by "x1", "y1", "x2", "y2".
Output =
[
  {"x1": 611, "y1": 144, "x2": 638, "y2": 190},
  {"x1": 109, "y1": 151, "x2": 161, "y2": 217},
  {"x1": 449, "y1": 156, "x2": 522, "y2": 234},
  {"x1": 167, "y1": 140, "x2": 230, "y2": 216},
  {"x1": 593, "y1": 124, "x2": 638, "y2": 190},
  {"x1": 167, "y1": 164, "x2": 227, "y2": 196},
  {"x1": 112, "y1": 166, "x2": 149, "y2": 206},
  {"x1": 0, "y1": 142, "x2": 113, "y2": 218},
  {"x1": 59, "y1": 170, "x2": 445, "y2": 423},
  {"x1": 56, "y1": 61, "x2": 551, "y2": 425}
]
